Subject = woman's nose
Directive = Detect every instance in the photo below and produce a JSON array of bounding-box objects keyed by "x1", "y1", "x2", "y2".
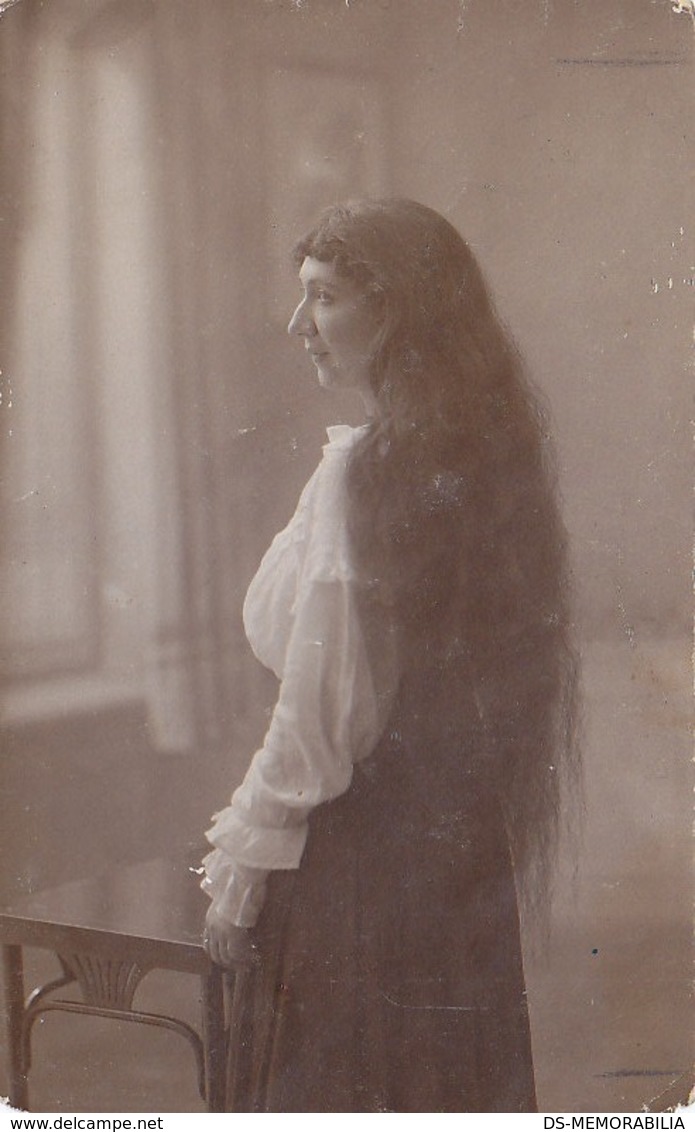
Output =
[{"x1": 287, "y1": 300, "x2": 315, "y2": 338}]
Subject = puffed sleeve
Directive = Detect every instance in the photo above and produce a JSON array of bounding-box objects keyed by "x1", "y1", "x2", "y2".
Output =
[{"x1": 202, "y1": 573, "x2": 398, "y2": 926}]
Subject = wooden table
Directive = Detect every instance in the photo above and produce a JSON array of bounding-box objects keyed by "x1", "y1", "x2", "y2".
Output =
[{"x1": 0, "y1": 856, "x2": 228, "y2": 1112}]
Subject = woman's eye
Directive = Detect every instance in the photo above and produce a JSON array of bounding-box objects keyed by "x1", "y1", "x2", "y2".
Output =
[{"x1": 316, "y1": 291, "x2": 333, "y2": 305}]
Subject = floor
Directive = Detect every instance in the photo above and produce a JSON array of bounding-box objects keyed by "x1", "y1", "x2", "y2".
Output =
[{"x1": 0, "y1": 637, "x2": 692, "y2": 1113}]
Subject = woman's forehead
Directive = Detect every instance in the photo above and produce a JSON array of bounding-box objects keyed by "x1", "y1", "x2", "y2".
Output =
[{"x1": 298, "y1": 256, "x2": 354, "y2": 291}]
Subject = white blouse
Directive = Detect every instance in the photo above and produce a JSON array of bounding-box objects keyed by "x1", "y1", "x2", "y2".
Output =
[{"x1": 201, "y1": 424, "x2": 399, "y2": 928}]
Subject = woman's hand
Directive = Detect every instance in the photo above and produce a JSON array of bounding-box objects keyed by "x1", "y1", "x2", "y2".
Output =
[{"x1": 203, "y1": 904, "x2": 260, "y2": 969}]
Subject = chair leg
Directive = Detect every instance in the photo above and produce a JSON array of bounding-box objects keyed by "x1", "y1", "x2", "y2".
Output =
[
  {"x1": 2, "y1": 945, "x2": 29, "y2": 1111},
  {"x1": 201, "y1": 963, "x2": 226, "y2": 1112},
  {"x1": 225, "y1": 967, "x2": 257, "y2": 1112}
]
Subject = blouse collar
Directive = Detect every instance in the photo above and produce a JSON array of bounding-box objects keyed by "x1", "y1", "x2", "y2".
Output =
[{"x1": 324, "y1": 422, "x2": 371, "y2": 451}]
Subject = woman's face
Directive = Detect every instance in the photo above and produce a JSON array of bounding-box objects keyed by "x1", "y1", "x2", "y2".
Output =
[{"x1": 288, "y1": 257, "x2": 380, "y2": 406}]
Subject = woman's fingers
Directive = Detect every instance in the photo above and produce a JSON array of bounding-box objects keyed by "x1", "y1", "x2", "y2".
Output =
[{"x1": 203, "y1": 908, "x2": 260, "y2": 969}]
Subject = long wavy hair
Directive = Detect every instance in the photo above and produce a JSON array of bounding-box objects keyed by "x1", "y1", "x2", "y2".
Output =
[{"x1": 294, "y1": 198, "x2": 580, "y2": 918}]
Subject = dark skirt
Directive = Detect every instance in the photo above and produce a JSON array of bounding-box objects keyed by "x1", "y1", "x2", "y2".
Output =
[{"x1": 227, "y1": 735, "x2": 537, "y2": 1113}]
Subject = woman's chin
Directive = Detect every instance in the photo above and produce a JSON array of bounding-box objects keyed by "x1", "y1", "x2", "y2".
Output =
[
  {"x1": 314, "y1": 362, "x2": 340, "y2": 390},
  {"x1": 314, "y1": 360, "x2": 363, "y2": 392}
]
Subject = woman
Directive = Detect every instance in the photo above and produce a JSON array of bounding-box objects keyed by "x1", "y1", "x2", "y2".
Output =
[{"x1": 201, "y1": 198, "x2": 579, "y2": 1112}]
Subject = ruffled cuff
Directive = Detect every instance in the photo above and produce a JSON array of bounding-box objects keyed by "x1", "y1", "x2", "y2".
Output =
[
  {"x1": 204, "y1": 805, "x2": 308, "y2": 870},
  {"x1": 201, "y1": 848, "x2": 269, "y2": 928}
]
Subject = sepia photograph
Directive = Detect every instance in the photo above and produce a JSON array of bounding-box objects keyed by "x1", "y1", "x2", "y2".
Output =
[{"x1": 0, "y1": 0, "x2": 692, "y2": 1115}]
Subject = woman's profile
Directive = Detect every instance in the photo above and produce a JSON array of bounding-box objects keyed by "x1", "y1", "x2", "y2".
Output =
[{"x1": 201, "y1": 197, "x2": 579, "y2": 1112}]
